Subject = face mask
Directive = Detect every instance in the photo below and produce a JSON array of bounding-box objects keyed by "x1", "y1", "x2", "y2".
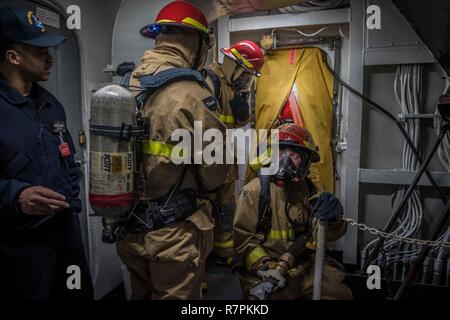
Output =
[
  {"x1": 274, "y1": 155, "x2": 300, "y2": 188},
  {"x1": 273, "y1": 150, "x2": 311, "y2": 187},
  {"x1": 231, "y1": 73, "x2": 253, "y2": 92},
  {"x1": 229, "y1": 92, "x2": 250, "y2": 122}
]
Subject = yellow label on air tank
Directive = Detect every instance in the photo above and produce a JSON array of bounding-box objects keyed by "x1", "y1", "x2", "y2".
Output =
[{"x1": 89, "y1": 151, "x2": 133, "y2": 195}]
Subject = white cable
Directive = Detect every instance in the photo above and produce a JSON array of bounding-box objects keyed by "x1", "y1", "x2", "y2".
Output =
[
  {"x1": 390, "y1": 65, "x2": 422, "y2": 263},
  {"x1": 271, "y1": 27, "x2": 327, "y2": 39},
  {"x1": 364, "y1": 65, "x2": 424, "y2": 267},
  {"x1": 339, "y1": 27, "x2": 347, "y2": 39},
  {"x1": 296, "y1": 27, "x2": 327, "y2": 37}
]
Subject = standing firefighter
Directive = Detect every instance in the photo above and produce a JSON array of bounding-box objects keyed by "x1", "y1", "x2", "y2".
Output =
[
  {"x1": 116, "y1": 1, "x2": 229, "y2": 299},
  {"x1": 233, "y1": 123, "x2": 352, "y2": 299},
  {"x1": 205, "y1": 40, "x2": 265, "y2": 264}
]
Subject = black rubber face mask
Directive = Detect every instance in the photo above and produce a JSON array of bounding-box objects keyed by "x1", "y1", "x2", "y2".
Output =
[
  {"x1": 231, "y1": 69, "x2": 252, "y2": 92},
  {"x1": 274, "y1": 156, "x2": 300, "y2": 188},
  {"x1": 273, "y1": 150, "x2": 311, "y2": 188},
  {"x1": 232, "y1": 77, "x2": 250, "y2": 92}
]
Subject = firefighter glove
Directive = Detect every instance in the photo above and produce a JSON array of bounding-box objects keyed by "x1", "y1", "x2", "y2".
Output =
[{"x1": 309, "y1": 192, "x2": 343, "y2": 221}]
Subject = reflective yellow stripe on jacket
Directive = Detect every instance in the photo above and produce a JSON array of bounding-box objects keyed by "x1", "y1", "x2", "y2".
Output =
[
  {"x1": 220, "y1": 114, "x2": 235, "y2": 125},
  {"x1": 249, "y1": 147, "x2": 272, "y2": 171},
  {"x1": 246, "y1": 246, "x2": 270, "y2": 271},
  {"x1": 267, "y1": 227, "x2": 315, "y2": 249},
  {"x1": 267, "y1": 229, "x2": 295, "y2": 241},
  {"x1": 213, "y1": 239, "x2": 234, "y2": 250},
  {"x1": 143, "y1": 140, "x2": 186, "y2": 161}
]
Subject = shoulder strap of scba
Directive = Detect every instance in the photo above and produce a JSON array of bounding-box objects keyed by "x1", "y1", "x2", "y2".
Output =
[
  {"x1": 256, "y1": 175, "x2": 318, "y2": 238},
  {"x1": 205, "y1": 68, "x2": 223, "y2": 109},
  {"x1": 257, "y1": 175, "x2": 272, "y2": 237},
  {"x1": 129, "y1": 67, "x2": 215, "y2": 109}
]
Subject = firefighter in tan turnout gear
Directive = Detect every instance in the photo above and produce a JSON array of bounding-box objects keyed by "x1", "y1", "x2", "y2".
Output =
[
  {"x1": 233, "y1": 123, "x2": 353, "y2": 300},
  {"x1": 205, "y1": 40, "x2": 265, "y2": 264},
  {"x1": 116, "y1": 1, "x2": 229, "y2": 299}
]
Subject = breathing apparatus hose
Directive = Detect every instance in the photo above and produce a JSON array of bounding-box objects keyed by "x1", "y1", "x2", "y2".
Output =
[{"x1": 321, "y1": 52, "x2": 446, "y2": 203}]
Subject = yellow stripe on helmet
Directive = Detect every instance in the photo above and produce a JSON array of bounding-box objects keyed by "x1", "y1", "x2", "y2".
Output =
[
  {"x1": 156, "y1": 19, "x2": 176, "y2": 24},
  {"x1": 230, "y1": 48, "x2": 254, "y2": 69},
  {"x1": 182, "y1": 17, "x2": 208, "y2": 33}
]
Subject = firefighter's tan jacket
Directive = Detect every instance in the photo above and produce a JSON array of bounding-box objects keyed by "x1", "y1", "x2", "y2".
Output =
[
  {"x1": 233, "y1": 177, "x2": 347, "y2": 272},
  {"x1": 204, "y1": 62, "x2": 247, "y2": 257},
  {"x1": 129, "y1": 32, "x2": 230, "y2": 228},
  {"x1": 206, "y1": 61, "x2": 250, "y2": 129}
]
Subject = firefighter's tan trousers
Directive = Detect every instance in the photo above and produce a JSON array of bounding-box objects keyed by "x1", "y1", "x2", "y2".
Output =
[
  {"x1": 117, "y1": 220, "x2": 213, "y2": 300},
  {"x1": 213, "y1": 178, "x2": 235, "y2": 259},
  {"x1": 213, "y1": 166, "x2": 238, "y2": 259},
  {"x1": 237, "y1": 254, "x2": 353, "y2": 300}
]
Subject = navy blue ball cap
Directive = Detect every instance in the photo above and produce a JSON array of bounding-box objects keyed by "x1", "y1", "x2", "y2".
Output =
[{"x1": 0, "y1": 5, "x2": 66, "y2": 47}]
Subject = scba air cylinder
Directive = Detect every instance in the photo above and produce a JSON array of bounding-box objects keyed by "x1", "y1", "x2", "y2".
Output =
[{"x1": 89, "y1": 85, "x2": 135, "y2": 243}]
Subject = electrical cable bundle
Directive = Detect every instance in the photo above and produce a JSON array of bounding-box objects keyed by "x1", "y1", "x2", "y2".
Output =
[
  {"x1": 322, "y1": 53, "x2": 449, "y2": 281},
  {"x1": 279, "y1": 0, "x2": 349, "y2": 13},
  {"x1": 359, "y1": 66, "x2": 423, "y2": 269}
]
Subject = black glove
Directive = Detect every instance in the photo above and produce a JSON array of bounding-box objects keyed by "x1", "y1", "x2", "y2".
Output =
[
  {"x1": 116, "y1": 62, "x2": 135, "y2": 76},
  {"x1": 229, "y1": 93, "x2": 250, "y2": 122},
  {"x1": 309, "y1": 192, "x2": 343, "y2": 221},
  {"x1": 288, "y1": 232, "x2": 310, "y2": 260}
]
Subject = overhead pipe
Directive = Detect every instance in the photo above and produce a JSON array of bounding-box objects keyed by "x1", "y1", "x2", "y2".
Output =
[{"x1": 190, "y1": 0, "x2": 311, "y2": 22}]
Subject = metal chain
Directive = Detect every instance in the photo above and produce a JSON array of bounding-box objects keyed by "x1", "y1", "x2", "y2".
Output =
[{"x1": 338, "y1": 216, "x2": 450, "y2": 248}]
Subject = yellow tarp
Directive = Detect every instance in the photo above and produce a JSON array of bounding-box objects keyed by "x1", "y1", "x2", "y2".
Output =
[{"x1": 248, "y1": 47, "x2": 335, "y2": 192}]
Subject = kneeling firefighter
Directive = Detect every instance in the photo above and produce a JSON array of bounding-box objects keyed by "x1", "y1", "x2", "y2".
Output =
[
  {"x1": 204, "y1": 40, "x2": 265, "y2": 264},
  {"x1": 233, "y1": 123, "x2": 353, "y2": 300},
  {"x1": 90, "y1": 1, "x2": 230, "y2": 299}
]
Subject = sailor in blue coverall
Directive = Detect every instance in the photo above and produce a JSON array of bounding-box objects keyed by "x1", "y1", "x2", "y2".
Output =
[{"x1": 0, "y1": 5, "x2": 93, "y2": 299}]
